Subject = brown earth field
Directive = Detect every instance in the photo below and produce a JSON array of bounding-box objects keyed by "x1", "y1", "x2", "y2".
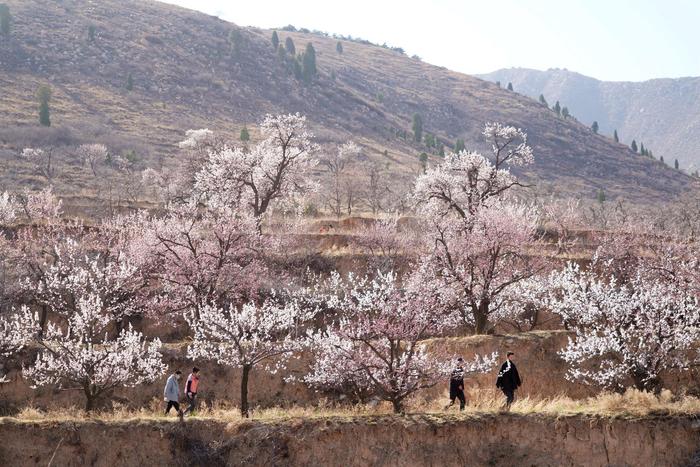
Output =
[
  {"x1": 1, "y1": 414, "x2": 700, "y2": 466},
  {"x1": 3, "y1": 332, "x2": 700, "y2": 416}
]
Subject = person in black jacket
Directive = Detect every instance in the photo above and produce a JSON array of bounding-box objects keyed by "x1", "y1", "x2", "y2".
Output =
[
  {"x1": 445, "y1": 357, "x2": 466, "y2": 411},
  {"x1": 495, "y1": 352, "x2": 521, "y2": 409}
]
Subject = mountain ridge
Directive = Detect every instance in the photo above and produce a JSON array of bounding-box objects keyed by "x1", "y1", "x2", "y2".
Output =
[{"x1": 478, "y1": 67, "x2": 700, "y2": 172}]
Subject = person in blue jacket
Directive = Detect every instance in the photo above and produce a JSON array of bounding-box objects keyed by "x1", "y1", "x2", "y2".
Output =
[{"x1": 164, "y1": 370, "x2": 183, "y2": 417}]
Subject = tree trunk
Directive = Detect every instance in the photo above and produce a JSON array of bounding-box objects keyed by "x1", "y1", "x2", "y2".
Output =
[
  {"x1": 391, "y1": 398, "x2": 404, "y2": 414},
  {"x1": 240, "y1": 364, "x2": 251, "y2": 418},
  {"x1": 85, "y1": 392, "x2": 96, "y2": 412},
  {"x1": 474, "y1": 301, "x2": 490, "y2": 335},
  {"x1": 632, "y1": 368, "x2": 663, "y2": 394},
  {"x1": 38, "y1": 305, "x2": 48, "y2": 337}
]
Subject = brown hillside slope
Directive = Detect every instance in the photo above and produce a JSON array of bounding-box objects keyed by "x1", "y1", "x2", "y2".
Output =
[{"x1": 0, "y1": 0, "x2": 696, "y2": 205}]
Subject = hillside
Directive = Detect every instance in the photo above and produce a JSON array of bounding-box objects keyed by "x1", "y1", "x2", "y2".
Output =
[
  {"x1": 478, "y1": 67, "x2": 700, "y2": 171},
  {"x1": 0, "y1": 0, "x2": 697, "y2": 208}
]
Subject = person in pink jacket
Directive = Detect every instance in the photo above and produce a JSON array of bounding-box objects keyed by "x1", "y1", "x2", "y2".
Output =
[{"x1": 183, "y1": 367, "x2": 200, "y2": 416}]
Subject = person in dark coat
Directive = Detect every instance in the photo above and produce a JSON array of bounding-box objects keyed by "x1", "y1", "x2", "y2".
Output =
[
  {"x1": 446, "y1": 357, "x2": 466, "y2": 411},
  {"x1": 495, "y1": 352, "x2": 521, "y2": 409}
]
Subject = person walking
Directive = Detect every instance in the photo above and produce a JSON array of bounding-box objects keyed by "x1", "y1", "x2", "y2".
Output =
[
  {"x1": 446, "y1": 357, "x2": 466, "y2": 411},
  {"x1": 164, "y1": 370, "x2": 183, "y2": 418},
  {"x1": 496, "y1": 352, "x2": 521, "y2": 409},
  {"x1": 183, "y1": 367, "x2": 200, "y2": 416}
]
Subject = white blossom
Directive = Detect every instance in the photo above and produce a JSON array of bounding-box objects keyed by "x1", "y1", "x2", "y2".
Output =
[
  {"x1": 0, "y1": 306, "x2": 37, "y2": 357},
  {"x1": 178, "y1": 128, "x2": 215, "y2": 149},
  {"x1": 23, "y1": 293, "x2": 165, "y2": 410},
  {"x1": 548, "y1": 262, "x2": 700, "y2": 391}
]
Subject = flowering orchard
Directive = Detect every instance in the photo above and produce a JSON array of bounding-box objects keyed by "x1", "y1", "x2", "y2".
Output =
[{"x1": 0, "y1": 113, "x2": 698, "y2": 414}]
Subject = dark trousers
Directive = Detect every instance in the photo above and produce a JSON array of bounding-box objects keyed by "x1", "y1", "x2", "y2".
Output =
[
  {"x1": 184, "y1": 393, "x2": 197, "y2": 415},
  {"x1": 449, "y1": 389, "x2": 466, "y2": 410},
  {"x1": 502, "y1": 388, "x2": 515, "y2": 406},
  {"x1": 165, "y1": 400, "x2": 180, "y2": 414}
]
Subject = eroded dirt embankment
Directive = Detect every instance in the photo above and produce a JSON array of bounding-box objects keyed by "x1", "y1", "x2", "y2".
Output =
[{"x1": 1, "y1": 414, "x2": 698, "y2": 467}]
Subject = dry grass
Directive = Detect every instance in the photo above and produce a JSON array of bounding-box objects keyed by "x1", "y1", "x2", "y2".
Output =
[{"x1": 7, "y1": 389, "x2": 700, "y2": 425}]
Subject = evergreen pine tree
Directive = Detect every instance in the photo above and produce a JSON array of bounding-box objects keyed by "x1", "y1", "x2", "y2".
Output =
[
  {"x1": 631, "y1": 140, "x2": 638, "y2": 153},
  {"x1": 419, "y1": 152, "x2": 428, "y2": 172},
  {"x1": 0, "y1": 3, "x2": 10, "y2": 36},
  {"x1": 613, "y1": 129, "x2": 619, "y2": 143},
  {"x1": 596, "y1": 189, "x2": 606, "y2": 203},
  {"x1": 271, "y1": 31, "x2": 279, "y2": 49},
  {"x1": 36, "y1": 85, "x2": 51, "y2": 127},
  {"x1": 562, "y1": 107, "x2": 570, "y2": 119},
  {"x1": 660, "y1": 155, "x2": 665, "y2": 164},
  {"x1": 412, "y1": 114, "x2": 423, "y2": 143},
  {"x1": 495, "y1": 81, "x2": 501, "y2": 87},
  {"x1": 454, "y1": 139, "x2": 465, "y2": 153},
  {"x1": 125, "y1": 73, "x2": 134, "y2": 91},
  {"x1": 229, "y1": 29, "x2": 243, "y2": 57},
  {"x1": 240, "y1": 126, "x2": 250, "y2": 142},
  {"x1": 640, "y1": 142, "x2": 645, "y2": 155},
  {"x1": 539, "y1": 94, "x2": 548, "y2": 106},
  {"x1": 292, "y1": 59, "x2": 302, "y2": 80},
  {"x1": 591, "y1": 121, "x2": 599, "y2": 134},
  {"x1": 302, "y1": 43, "x2": 317, "y2": 83},
  {"x1": 336, "y1": 41, "x2": 343, "y2": 54},
  {"x1": 553, "y1": 101, "x2": 561, "y2": 116},
  {"x1": 87, "y1": 25, "x2": 95, "y2": 43},
  {"x1": 507, "y1": 82, "x2": 513, "y2": 91},
  {"x1": 675, "y1": 159, "x2": 679, "y2": 170},
  {"x1": 285, "y1": 37, "x2": 296, "y2": 55}
]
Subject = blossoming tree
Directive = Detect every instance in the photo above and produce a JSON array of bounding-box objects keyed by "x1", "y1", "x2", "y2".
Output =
[
  {"x1": 423, "y1": 203, "x2": 546, "y2": 333},
  {"x1": 548, "y1": 262, "x2": 700, "y2": 392},
  {"x1": 134, "y1": 203, "x2": 267, "y2": 320},
  {"x1": 24, "y1": 293, "x2": 166, "y2": 411},
  {"x1": 305, "y1": 270, "x2": 497, "y2": 413},
  {"x1": 194, "y1": 114, "x2": 319, "y2": 222},
  {"x1": 413, "y1": 123, "x2": 533, "y2": 219},
  {"x1": 413, "y1": 123, "x2": 545, "y2": 334},
  {"x1": 187, "y1": 299, "x2": 311, "y2": 417}
]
